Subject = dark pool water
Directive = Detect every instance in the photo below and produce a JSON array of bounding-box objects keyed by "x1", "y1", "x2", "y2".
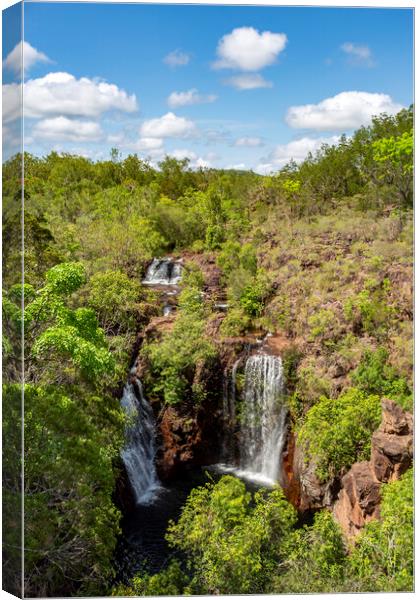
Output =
[
  {"x1": 114, "y1": 468, "x2": 208, "y2": 584},
  {"x1": 113, "y1": 465, "x2": 278, "y2": 586}
]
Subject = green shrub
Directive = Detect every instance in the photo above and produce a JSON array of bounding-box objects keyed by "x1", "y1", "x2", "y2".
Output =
[
  {"x1": 273, "y1": 511, "x2": 346, "y2": 593},
  {"x1": 220, "y1": 307, "x2": 251, "y2": 336},
  {"x1": 166, "y1": 475, "x2": 297, "y2": 594},
  {"x1": 144, "y1": 312, "x2": 216, "y2": 405},
  {"x1": 343, "y1": 278, "x2": 393, "y2": 336},
  {"x1": 112, "y1": 560, "x2": 190, "y2": 596},
  {"x1": 298, "y1": 388, "x2": 382, "y2": 482},
  {"x1": 352, "y1": 347, "x2": 412, "y2": 411}
]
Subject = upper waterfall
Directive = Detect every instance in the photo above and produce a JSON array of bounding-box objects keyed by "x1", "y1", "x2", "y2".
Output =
[
  {"x1": 143, "y1": 258, "x2": 182, "y2": 286},
  {"x1": 120, "y1": 377, "x2": 161, "y2": 504}
]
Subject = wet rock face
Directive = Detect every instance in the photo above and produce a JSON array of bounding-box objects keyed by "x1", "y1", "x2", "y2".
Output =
[
  {"x1": 332, "y1": 398, "x2": 413, "y2": 538},
  {"x1": 113, "y1": 458, "x2": 137, "y2": 514},
  {"x1": 156, "y1": 398, "x2": 221, "y2": 480}
]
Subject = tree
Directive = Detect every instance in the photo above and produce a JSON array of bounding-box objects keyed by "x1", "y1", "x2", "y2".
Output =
[
  {"x1": 86, "y1": 270, "x2": 142, "y2": 335},
  {"x1": 166, "y1": 475, "x2": 297, "y2": 594},
  {"x1": 372, "y1": 130, "x2": 413, "y2": 208},
  {"x1": 3, "y1": 262, "x2": 124, "y2": 596}
]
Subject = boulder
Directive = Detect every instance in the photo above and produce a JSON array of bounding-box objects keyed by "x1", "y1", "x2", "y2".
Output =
[
  {"x1": 371, "y1": 399, "x2": 413, "y2": 482},
  {"x1": 333, "y1": 462, "x2": 380, "y2": 537}
]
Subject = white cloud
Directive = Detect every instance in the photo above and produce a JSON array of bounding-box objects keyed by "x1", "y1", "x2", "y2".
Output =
[
  {"x1": 3, "y1": 82, "x2": 21, "y2": 122},
  {"x1": 254, "y1": 163, "x2": 274, "y2": 175},
  {"x1": 130, "y1": 136, "x2": 165, "y2": 158},
  {"x1": 235, "y1": 136, "x2": 264, "y2": 147},
  {"x1": 341, "y1": 42, "x2": 374, "y2": 66},
  {"x1": 224, "y1": 73, "x2": 273, "y2": 90},
  {"x1": 3, "y1": 41, "x2": 51, "y2": 75},
  {"x1": 167, "y1": 88, "x2": 217, "y2": 108},
  {"x1": 32, "y1": 116, "x2": 103, "y2": 142},
  {"x1": 286, "y1": 91, "x2": 403, "y2": 131},
  {"x1": 225, "y1": 163, "x2": 247, "y2": 170},
  {"x1": 213, "y1": 27, "x2": 287, "y2": 71},
  {"x1": 107, "y1": 132, "x2": 127, "y2": 145},
  {"x1": 163, "y1": 49, "x2": 191, "y2": 67},
  {"x1": 2, "y1": 122, "x2": 22, "y2": 159},
  {"x1": 272, "y1": 136, "x2": 340, "y2": 164},
  {"x1": 170, "y1": 148, "x2": 197, "y2": 161},
  {"x1": 140, "y1": 112, "x2": 197, "y2": 138},
  {"x1": 3, "y1": 72, "x2": 138, "y2": 123},
  {"x1": 256, "y1": 135, "x2": 340, "y2": 174},
  {"x1": 169, "y1": 149, "x2": 212, "y2": 169},
  {"x1": 195, "y1": 157, "x2": 211, "y2": 169},
  {"x1": 134, "y1": 137, "x2": 164, "y2": 151}
]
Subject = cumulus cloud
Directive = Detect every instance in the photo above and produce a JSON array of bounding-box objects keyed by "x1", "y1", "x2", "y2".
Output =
[
  {"x1": 3, "y1": 82, "x2": 21, "y2": 122},
  {"x1": 213, "y1": 27, "x2": 287, "y2": 71},
  {"x1": 169, "y1": 149, "x2": 213, "y2": 169},
  {"x1": 255, "y1": 135, "x2": 340, "y2": 174},
  {"x1": 32, "y1": 116, "x2": 103, "y2": 142},
  {"x1": 140, "y1": 112, "x2": 197, "y2": 138},
  {"x1": 224, "y1": 73, "x2": 273, "y2": 90},
  {"x1": 341, "y1": 42, "x2": 374, "y2": 66},
  {"x1": 3, "y1": 72, "x2": 138, "y2": 123},
  {"x1": 3, "y1": 41, "x2": 51, "y2": 75},
  {"x1": 286, "y1": 91, "x2": 403, "y2": 131},
  {"x1": 167, "y1": 88, "x2": 217, "y2": 108},
  {"x1": 234, "y1": 136, "x2": 264, "y2": 147},
  {"x1": 163, "y1": 49, "x2": 191, "y2": 67}
]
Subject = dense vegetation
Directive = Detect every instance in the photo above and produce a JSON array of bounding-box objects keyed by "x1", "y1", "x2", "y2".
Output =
[
  {"x1": 2, "y1": 106, "x2": 413, "y2": 595},
  {"x1": 115, "y1": 470, "x2": 413, "y2": 595}
]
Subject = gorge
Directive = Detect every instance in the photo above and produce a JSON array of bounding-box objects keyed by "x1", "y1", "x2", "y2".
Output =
[
  {"x1": 115, "y1": 259, "x2": 294, "y2": 582},
  {"x1": 114, "y1": 251, "x2": 413, "y2": 589}
]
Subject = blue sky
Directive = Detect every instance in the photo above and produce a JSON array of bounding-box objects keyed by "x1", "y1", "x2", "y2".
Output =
[{"x1": 3, "y1": 2, "x2": 414, "y2": 171}]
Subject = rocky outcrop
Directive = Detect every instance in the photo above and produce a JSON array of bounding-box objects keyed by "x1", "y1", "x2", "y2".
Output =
[
  {"x1": 332, "y1": 398, "x2": 413, "y2": 538},
  {"x1": 285, "y1": 398, "x2": 413, "y2": 537},
  {"x1": 333, "y1": 462, "x2": 381, "y2": 537},
  {"x1": 370, "y1": 398, "x2": 413, "y2": 482}
]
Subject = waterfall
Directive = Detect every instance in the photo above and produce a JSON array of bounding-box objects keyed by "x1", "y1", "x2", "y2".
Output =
[
  {"x1": 120, "y1": 377, "x2": 161, "y2": 504},
  {"x1": 239, "y1": 355, "x2": 287, "y2": 484},
  {"x1": 215, "y1": 353, "x2": 287, "y2": 487},
  {"x1": 143, "y1": 258, "x2": 182, "y2": 285}
]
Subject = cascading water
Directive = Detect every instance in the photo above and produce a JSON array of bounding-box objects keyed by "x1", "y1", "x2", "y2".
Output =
[
  {"x1": 239, "y1": 354, "x2": 287, "y2": 484},
  {"x1": 215, "y1": 353, "x2": 287, "y2": 487},
  {"x1": 143, "y1": 258, "x2": 182, "y2": 285},
  {"x1": 120, "y1": 376, "x2": 161, "y2": 504}
]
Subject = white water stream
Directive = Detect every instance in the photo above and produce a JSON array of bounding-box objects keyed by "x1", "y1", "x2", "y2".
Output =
[
  {"x1": 143, "y1": 258, "x2": 182, "y2": 285},
  {"x1": 217, "y1": 354, "x2": 287, "y2": 486},
  {"x1": 120, "y1": 377, "x2": 161, "y2": 504}
]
